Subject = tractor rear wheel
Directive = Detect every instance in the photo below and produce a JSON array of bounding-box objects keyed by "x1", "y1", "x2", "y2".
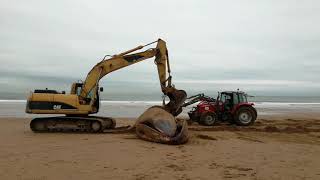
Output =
[
  {"x1": 200, "y1": 112, "x2": 217, "y2": 126},
  {"x1": 234, "y1": 106, "x2": 256, "y2": 126}
]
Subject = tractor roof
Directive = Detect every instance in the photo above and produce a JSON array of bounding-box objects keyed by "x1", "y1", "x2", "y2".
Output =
[
  {"x1": 221, "y1": 91, "x2": 254, "y2": 97},
  {"x1": 221, "y1": 91, "x2": 245, "y2": 94}
]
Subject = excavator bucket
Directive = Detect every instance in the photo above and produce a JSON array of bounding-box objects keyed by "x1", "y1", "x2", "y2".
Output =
[
  {"x1": 164, "y1": 89, "x2": 187, "y2": 116},
  {"x1": 135, "y1": 106, "x2": 189, "y2": 145}
]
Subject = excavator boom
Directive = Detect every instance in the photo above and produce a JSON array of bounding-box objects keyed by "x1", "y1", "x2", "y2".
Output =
[{"x1": 78, "y1": 39, "x2": 186, "y2": 115}]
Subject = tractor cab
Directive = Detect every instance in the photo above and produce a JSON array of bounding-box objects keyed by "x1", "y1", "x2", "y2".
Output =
[{"x1": 218, "y1": 91, "x2": 249, "y2": 111}]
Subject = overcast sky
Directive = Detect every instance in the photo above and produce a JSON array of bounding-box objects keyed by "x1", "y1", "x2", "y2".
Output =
[{"x1": 0, "y1": 0, "x2": 320, "y2": 98}]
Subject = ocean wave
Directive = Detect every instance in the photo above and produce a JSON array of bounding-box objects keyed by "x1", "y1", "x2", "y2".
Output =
[
  {"x1": 1, "y1": 100, "x2": 320, "y2": 106},
  {"x1": 254, "y1": 102, "x2": 320, "y2": 107},
  {"x1": 0, "y1": 100, "x2": 27, "y2": 103},
  {"x1": 100, "y1": 101, "x2": 162, "y2": 105}
]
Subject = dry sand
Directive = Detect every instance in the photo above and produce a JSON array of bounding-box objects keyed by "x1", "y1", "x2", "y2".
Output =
[{"x1": 1, "y1": 115, "x2": 320, "y2": 180}]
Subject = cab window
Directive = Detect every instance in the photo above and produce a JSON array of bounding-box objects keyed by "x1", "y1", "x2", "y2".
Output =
[
  {"x1": 238, "y1": 94, "x2": 247, "y2": 103},
  {"x1": 220, "y1": 93, "x2": 232, "y2": 103},
  {"x1": 220, "y1": 94, "x2": 228, "y2": 102},
  {"x1": 233, "y1": 93, "x2": 239, "y2": 104},
  {"x1": 76, "y1": 86, "x2": 82, "y2": 96},
  {"x1": 87, "y1": 89, "x2": 94, "y2": 99}
]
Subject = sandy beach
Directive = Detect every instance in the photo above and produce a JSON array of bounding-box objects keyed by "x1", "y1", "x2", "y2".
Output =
[
  {"x1": 2, "y1": 0, "x2": 320, "y2": 179},
  {"x1": 1, "y1": 113, "x2": 320, "y2": 180}
]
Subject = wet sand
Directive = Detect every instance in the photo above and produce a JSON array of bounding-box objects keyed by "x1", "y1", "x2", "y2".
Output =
[{"x1": 0, "y1": 115, "x2": 320, "y2": 180}]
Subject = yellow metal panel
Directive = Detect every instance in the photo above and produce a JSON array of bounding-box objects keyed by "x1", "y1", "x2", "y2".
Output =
[
  {"x1": 53, "y1": 94, "x2": 78, "y2": 107},
  {"x1": 31, "y1": 93, "x2": 54, "y2": 102}
]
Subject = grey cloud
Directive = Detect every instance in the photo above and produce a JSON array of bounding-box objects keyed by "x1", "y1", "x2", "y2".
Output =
[{"x1": 0, "y1": 0, "x2": 320, "y2": 99}]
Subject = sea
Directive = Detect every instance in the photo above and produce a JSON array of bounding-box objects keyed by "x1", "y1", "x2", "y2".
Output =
[{"x1": 1, "y1": 96, "x2": 320, "y2": 118}]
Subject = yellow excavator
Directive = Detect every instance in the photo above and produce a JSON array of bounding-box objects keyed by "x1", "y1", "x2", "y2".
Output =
[{"x1": 26, "y1": 39, "x2": 187, "y2": 133}]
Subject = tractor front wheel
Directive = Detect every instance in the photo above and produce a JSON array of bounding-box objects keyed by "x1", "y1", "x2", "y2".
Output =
[
  {"x1": 234, "y1": 106, "x2": 256, "y2": 126},
  {"x1": 200, "y1": 112, "x2": 217, "y2": 126}
]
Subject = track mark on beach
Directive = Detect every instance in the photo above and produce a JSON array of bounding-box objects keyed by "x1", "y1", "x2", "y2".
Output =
[
  {"x1": 49, "y1": 159, "x2": 67, "y2": 164},
  {"x1": 177, "y1": 174, "x2": 191, "y2": 180},
  {"x1": 209, "y1": 162, "x2": 222, "y2": 169},
  {"x1": 236, "y1": 136, "x2": 264, "y2": 143},
  {"x1": 122, "y1": 136, "x2": 138, "y2": 140},
  {"x1": 134, "y1": 173, "x2": 149, "y2": 180},
  {"x1": 222, "y1": 165, "x2": 255, "y2": 179},
  {"x1": 196, "y1": 134, "x2": 218, "y2": 141},
  {"x1": 23, "y1": 176, "x2": 47, "y2": 180},
  {"x1": 226, "y1": 166, "x2": 253, "y2": 171},
  {"x1": 166, "y1": 164, "x2": 186, "y2": 171}
]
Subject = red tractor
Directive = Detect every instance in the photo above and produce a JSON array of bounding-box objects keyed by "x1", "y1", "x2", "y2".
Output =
[{"x1": 183, "y1": 91, "x2": 257, "y2": 126}]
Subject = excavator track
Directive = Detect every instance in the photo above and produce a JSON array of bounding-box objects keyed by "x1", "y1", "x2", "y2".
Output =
[{"x1": 30, "y1": 116, "x2": 116, "y2": 133}]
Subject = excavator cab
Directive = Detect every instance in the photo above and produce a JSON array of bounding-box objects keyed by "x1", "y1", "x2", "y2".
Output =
[
  {"x1": 71, "y1": 82, "x2": 91, "y2": 105},
  {"x1": 70, "y1": 82, "x2": 102, "y2": 108},
  {"x1": 71, "y1": 82, "x2": 83, "y2": 95}
]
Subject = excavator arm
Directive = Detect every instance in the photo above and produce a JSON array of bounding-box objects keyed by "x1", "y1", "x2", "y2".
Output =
[{"x1": 80, "y1": 39, "x2": 186, "y2": 115}]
